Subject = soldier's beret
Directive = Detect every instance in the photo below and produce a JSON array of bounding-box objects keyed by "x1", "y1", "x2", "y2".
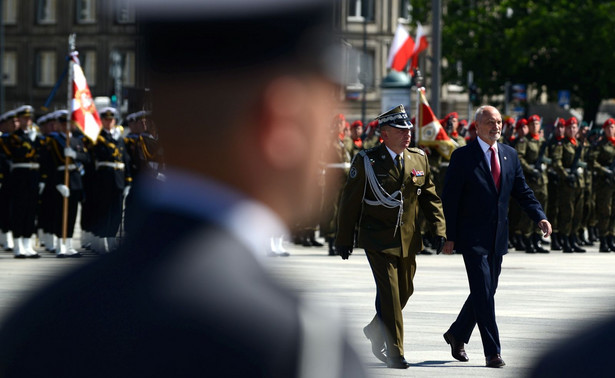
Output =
[
  {"x1": 469, "y1": 121, "x2": 477, "y2": 131},
  {"x1": 350, "y1": 120, "x2": 363, "y2": 129},
  {"x1": 504, "y1": 117, "x2": 515, "y2": 125},
  {"x1": 566, "y1": 117, "x2": 578, "y2": 126},
  {"x1": 515, "y1": 118, "x2": 528, "y2": 129},
  {"x1": 446, "y1": 112, "x2": 458, "y2": 120},
  {"x1": 376, "y1": 104, "x2": 413, "y2": 129},
  {"x1": 528, "y1": 114, "x2": 541, "y2": 122},
  {"x1": 556, "y1": 118, "x2": 566, "y2": 127},
  {"x1": 603, "y1": 118, "x2": 615, "y2": 128}
]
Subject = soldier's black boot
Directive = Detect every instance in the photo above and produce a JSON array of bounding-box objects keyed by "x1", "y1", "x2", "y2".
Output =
[
  {"x1": 607, "y1": 235, "x2": 615, "y2": 252},
  {"x1": 569, "y1": 235, "x2": 586, "y2": 253},
  {"x1": 551, "y1": 232, "x2": 562, "y2": 251},
  {"x1": 515, "y1": 234, "x2": 526, "y2": 251},
  {"x1": 562, "y1": 235, "x2": 573, "y2": 253},
  {"x1": 599, "y1": 237, "x2": 611, "y2": 252},
  {"x1": 578, "y1": 228, "x2": 593, "y2": 246},
  {"x1": 524, "y1": 236, "x2": 535, "y2": 253},
  {"x1": 327, "y1": 238, "x2": 337, "y2": 256},
  {"x1": 307, "y1": 230, "x2": 323, "y2": 247},
  {"x1": 533, "y1": 234, "x2": 549, "y2": 253},
  {"x1": 589, "y1": 227, "x2": 599, "y2": 243}
]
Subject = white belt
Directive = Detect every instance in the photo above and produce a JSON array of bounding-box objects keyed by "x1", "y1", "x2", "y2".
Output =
[
  {"x1": 10, "y1": 162, "x2": 40, "y2": 171},
  {"x1": 326, "y1": 163, "x2": 351, "y2": 169},
  {"x1": 439, "y1": 162, "x2": 450, "y2": 168},
  {"x1": 96, "y1": 161, "x2": 125, "y2": 170},
  {"x1": 57, "y1": 164, "x2": 77, "y2": 171}
]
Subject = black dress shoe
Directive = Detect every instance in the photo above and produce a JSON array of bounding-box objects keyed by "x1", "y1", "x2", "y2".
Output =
[
  {"x1": 443, "y1": 331, "x2": 469, "y2": 361},
  {"x1": 486, "y1": 354, "x2": 505, "y2": 368},
  {"x1": 363, "y1": 325, "x2": 387, "y2": 363},
  {"x1": 13, "y1": 254, "x2": 27, "y2": 259},
  {"x1": 27, "y1": 253, "x2": 41, "y2": 259},
  {"x1": 386, "y1": 356, "x2": 410, "y2": 369}
]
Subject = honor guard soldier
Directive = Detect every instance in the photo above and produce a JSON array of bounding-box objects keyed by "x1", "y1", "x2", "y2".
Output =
[
  {"x1": 553, "y1": 117, "x2": 587, "y2": 252},
  {"x1": 44, "y1": 110, "x2": 89, "y2": 257},
  {"x1": 0, "y1": 110, "x2": 17, "y2": 251},
  {"x1": 91, "y1": 107, "x2": 131, "y2": 253},
  {"x1": 344, "y1": 120, "x2": 364, "y2": 158},
  {"x1": 515, "y1": 115, "x2": 549, "y2": 252},
  {"x1": 336, "y1": 104, "x2": 446, "y2": 369},
  {"x1": 590, "y1": 119, "x2": 615, "y2": 251},
  {"x1": 320, "y1": 114, "x2": 351, "y2": 255},
  {"x1": 35, "y1": 113, "x2": 57, "y2": 251},
  {"x1": 546, "y1": 118, "x2": 566, "y2": 250},
  {"x1": 443, "y1": 112, "x2": 466, "y2": 148},
  {"x1": 3, "y1": 106, "x2": 42, "y2": 257}
]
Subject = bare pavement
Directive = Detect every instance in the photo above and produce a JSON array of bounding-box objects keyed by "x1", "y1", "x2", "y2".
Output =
[{"x1": 0, "y1": 239, "x2": 614, "y2": 378}]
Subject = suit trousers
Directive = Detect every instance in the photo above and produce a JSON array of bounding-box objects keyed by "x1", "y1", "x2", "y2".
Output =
[
  {"x1": 448, "y1": 252, "x2": 502, "y2": 357},
  {"x1": 365, "y1": 249, "x2": 416, "y2": 358}
]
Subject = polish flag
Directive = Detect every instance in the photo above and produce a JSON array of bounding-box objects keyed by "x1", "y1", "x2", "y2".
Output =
[
  {"x1": 410, "y1": 22, "x2": 429, "y2": 72},
  {"x1": 387, "y1": 24, "x2": 415, "y2": 71},
  {"x1": 417, "y1": 88, "x2": 458, "y2": 159},
  {"x1": 70, "y1": 52, "x2": 102, "y2": 142}
]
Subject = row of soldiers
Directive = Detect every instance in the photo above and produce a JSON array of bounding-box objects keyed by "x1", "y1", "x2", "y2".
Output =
[
  {"x1": 0, "y1": 105, "x2": 163, "y2": 258},
  {"x1": 316, "y1": 110, "x2": 615, "y2": 255}
]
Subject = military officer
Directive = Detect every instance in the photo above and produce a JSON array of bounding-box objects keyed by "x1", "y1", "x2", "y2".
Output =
[
  {"x1": 91, "y1": 107, "x2": 132, "y2": 253},
  {"x1": 3, "y1": 105, "x2": 42, "y2": 258},
  {"x1": 335, "y1": 105, "x2": 446, "y2": 369},
  {"x1": 590, "y1": 119, "x2": 615, "y2": 251},
  {"x1": 35, "y1": 113, "x2": 57, "y2": 252},
  {"x1": 515, "y1": 114, "x2": 549, "y2": 253},
  {"x1": 0, "y1": 110, "x2": 17, "y2": 251},
  {"x1": 553, "y1": 117, "x2": 587, "y2": 252}
]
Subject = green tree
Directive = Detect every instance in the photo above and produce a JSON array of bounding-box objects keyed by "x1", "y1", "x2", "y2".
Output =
[{"x1": 433, "y1": 0, "x2": 615, "y2": 123}]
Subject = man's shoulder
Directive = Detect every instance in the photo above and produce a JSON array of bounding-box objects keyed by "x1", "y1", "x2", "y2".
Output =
[{"x1": 406, "y1": 146, "x2": 426, "y2": 156}]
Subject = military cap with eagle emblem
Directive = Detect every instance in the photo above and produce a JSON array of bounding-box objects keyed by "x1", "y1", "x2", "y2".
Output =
[{"x1": 376, "y1": 104, "x2": 413, "y2": 129}]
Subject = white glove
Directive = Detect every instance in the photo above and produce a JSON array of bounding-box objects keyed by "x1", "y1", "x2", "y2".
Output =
[
  {"x1": 28, "y1": 128, "x2": 38, "y2": 142},
  {"x1": 123, "y1": 185, "x2": 131, "y2": 198},
  {"x1": 38, "y1": 182, "x2": 45, "y2": 195},
  {"x1": 56, "y1": 184, "x2": 70, "y2": 198},
  {"x1": 111, "y1": 127, "x2": 122, "y2": 140},
  {"x1": 64, "y1": 147, "x2": 77, "y2": 159}
]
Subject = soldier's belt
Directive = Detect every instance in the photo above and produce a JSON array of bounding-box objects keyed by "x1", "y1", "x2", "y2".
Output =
[
  {"x1": 96, "y1": 161, "x2": 125, "y2": 170},
  {"x1": 439, "y1": 162, "x2": 450, "y2": 168},
  {"x1": 326, "y1": 163, "x2": 351, "y2": 169},
  {"x1": 10, "y1": 162, "x2": 40, "y2": 171},
  {"x1": 567, "y1": 167, "x2": 584, "y2": 175},
  {"x1": 57, "y1": 164, "x2": 77, "y2": 171}
]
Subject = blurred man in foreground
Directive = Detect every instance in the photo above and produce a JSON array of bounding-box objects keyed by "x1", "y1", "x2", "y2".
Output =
[{"x1": 0, "y1": 1, "x2": 368, "y2": 377}]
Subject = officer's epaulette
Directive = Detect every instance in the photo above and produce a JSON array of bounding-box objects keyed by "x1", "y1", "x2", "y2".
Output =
[{"x1": 406, "y1": 147, "x2": 425, "y2": 156}]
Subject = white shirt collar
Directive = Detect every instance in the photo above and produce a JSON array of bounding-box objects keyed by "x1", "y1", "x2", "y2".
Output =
[
  {"x1": 138, "y1": 168, "x2": 288, "y2": 261},
  {"x1": 385, "y1": 145, "x2": 401, "y2": 160},
  {"x1": 477, "y1": 136, "x2": 498, "y2": 154}
]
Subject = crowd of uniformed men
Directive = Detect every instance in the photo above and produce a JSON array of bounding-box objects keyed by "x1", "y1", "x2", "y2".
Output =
[
  {"x1": 0, "y1": 105, "x2": 163, "y2": 258},
  {"x1": 302, "y1": 110, "x2": 615, "y2": 255}
]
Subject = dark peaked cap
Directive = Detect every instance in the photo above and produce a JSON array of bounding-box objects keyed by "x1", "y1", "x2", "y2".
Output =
[{"x1": 133, "y1": 0, "x2": 340, "y2": 77}]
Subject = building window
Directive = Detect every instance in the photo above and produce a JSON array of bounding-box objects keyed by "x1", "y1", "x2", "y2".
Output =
[
  {"x1": 36, "y1": 51, "x2": 57, "y2": 87},
  {"x1": 2, "y1": 0, "x2": 18, "y2": 25},
  {"x1": 347, "y1": 0, "x2": 374, "y2": 22},
  {"x1": 2, "y1": 51, "x2": 18, "y2": 86},
  {"x1": 344, "y1": 46, "x2": 375, "y2": 90},
  {"x1": 115, "y1": 0, "x2": 135, "y2": 24},
  {"x1": 76, "y1": 0, "x2": 96, "y2": 24},
  {"x1": 37, "y1": 0, "x2": 57, "y2": 24},
  {"x1": 122, "y1": 51, "x2": 135, "y2": 87},
  {"x1": 81, "y1": 51, "x2": 97, "y2": 86}
]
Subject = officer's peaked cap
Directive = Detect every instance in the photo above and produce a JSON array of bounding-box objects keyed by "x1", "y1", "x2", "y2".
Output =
[{"x1": 376, "y1": 105, "x2": 413, "y2": 129}]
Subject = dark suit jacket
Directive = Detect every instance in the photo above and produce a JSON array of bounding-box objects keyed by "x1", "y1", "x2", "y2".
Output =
[
  {"x1": 442, "y1": 139, "x2": 546, "y2": 255},
  {"x1": 0, "y1": 191, "x2": 366, "y2": 377}
]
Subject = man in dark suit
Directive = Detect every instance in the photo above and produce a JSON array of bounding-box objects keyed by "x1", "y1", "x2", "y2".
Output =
[
  {"x1": 0, "y1": 1, "x2": 368, "y2": 377},
  {"x1": 440, "y1": 105, "x2": 552, "y2": 368}
]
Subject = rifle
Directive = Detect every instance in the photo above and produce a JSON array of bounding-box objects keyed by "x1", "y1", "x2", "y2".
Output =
[
  {"x1": 565, "y1": 141, "x2": 586, "y2": 186},
  {"x1": 534, "y1": 140, "x2": 551, "y2": 172}
]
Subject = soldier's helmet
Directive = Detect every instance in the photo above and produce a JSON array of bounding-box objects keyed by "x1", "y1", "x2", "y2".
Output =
[{"x1": 376, "y1": 104, "x2": 413, "y2": 130}]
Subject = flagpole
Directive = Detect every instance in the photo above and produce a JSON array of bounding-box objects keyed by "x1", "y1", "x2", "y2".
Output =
[
  {"x1": 416, "y1": 87, "x2": 422, "y2": 145},
  {"x1": 63, "y1": 33, "x2": 76, "y2": 244}
]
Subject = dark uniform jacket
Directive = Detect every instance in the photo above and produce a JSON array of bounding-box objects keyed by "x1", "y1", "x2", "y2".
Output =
[{"x1": 336, "y1": 143, "x2": 445, "y2": 257}]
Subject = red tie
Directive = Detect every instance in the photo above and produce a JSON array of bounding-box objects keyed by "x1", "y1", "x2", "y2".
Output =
[{"x1": 490, "y1": 146, "x2": 501, "y2": 191}]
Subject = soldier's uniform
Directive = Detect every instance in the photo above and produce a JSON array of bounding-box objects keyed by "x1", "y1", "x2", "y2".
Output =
[
  {"x1": 554, "y1": 117, "x2": 587, "y2": 252},
  {"x1": 34, "y1": 113, "x2": 56, "y2": 252},
  {"x1": 0, "y1": 110, "x2": 18, "y2": 251},
  {"x1": 362, "y1": 120, "x2": 382, "y2": 150},
  {"x1": 590, "y1": 119, "x2": 615, "y2": 251},
  {"x1": 91, "y1": 107, "x2": 132, "y2": 253},
  {"x1": 43, "y1": 110, "x2": 90, "y2": 257},
  {"x1": 546, "y1": 119, "x2": 566, "y2": 250},
  {"x1": 508, "y1": 118, "x2": 527, "y2": 251},
  {"x1": 2, "y1": 106, "x2": 43, "y2": 258},
  {"x1": 515, "y1": 115, "x2": 549, "y2": 253},
  {"x1": 320, "y1": 124, "x2": 351, "y2": 255},
  {"x1": 335, "y1": 105, "x2": 446, "y2": 367},
  {"x1": 343, "y1": 120, "x2": 364, "y2": 159}
]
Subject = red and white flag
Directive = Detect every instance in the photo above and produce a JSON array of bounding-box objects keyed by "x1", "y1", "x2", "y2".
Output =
[
  {"x1": 387, "y1": 24, "x2": 415, "y2": 71},
  {"x1": 70, "y1": 52, "x2": 101, "y2": 142},
  {"x1": 417, "y1": 88, "x2": 458, "y2": 159},
  {"x1": 410, "y1": 22, "x2": 429, "y2": 73}
]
